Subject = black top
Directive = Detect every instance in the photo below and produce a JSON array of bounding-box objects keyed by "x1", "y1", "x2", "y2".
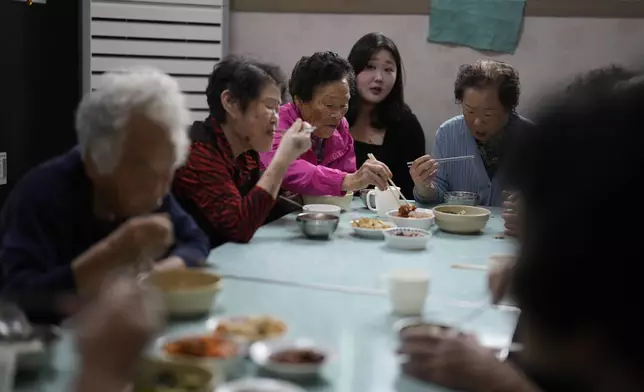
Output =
[{"x1": 352, "y1": 107, "x2": 426, "y2": 197}]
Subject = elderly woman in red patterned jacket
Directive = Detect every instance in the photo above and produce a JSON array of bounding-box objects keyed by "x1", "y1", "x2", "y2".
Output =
[{"x1": 173, "y1": 56, "x2": 312, "y2": 247}]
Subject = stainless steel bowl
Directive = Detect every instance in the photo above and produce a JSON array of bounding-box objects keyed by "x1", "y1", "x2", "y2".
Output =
[
  {"x1": 296, "y1": 213, "x2": 339, "y2": 239},
  {"x1": 443, "y1": 191, "x2": 479, "y2": 206}
]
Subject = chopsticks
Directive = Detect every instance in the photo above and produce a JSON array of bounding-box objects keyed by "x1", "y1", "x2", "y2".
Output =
[
  {"x1": 451, "y1": 263, "x2": 489, "y2": 271},
  {"x1": 406, "y1": 155, "x2": 475, "y2": 167},
  {"x1": 367, "y1": 153, "x2": 411, "y2": 207},
  {"x1": 278, "y1": 195, "x2": 304, "y2": 209},
  {"x1": 219, "y1": 273, "x2": 388, "y2": 297}
]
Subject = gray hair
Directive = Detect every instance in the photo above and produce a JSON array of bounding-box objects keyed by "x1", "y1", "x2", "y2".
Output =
[{"x1": 75, "y1": 67, "x2": 190, "y2": 174}]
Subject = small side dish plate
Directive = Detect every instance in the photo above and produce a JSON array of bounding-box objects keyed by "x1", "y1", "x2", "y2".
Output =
[
  {"x1": 383, "y1": 227, "x2": 432, "y2": 250},
  {"x1": 249, "y1": 339, "x2": 328, "y2": 378}
]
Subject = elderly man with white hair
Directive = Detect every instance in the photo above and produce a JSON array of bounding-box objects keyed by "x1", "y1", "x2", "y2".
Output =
[{"x1": 0, "y1": 68, "x2": 209, "y2": 320}]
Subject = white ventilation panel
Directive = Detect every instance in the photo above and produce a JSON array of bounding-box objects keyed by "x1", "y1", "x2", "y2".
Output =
[{"x1": 90, "y1": 0, "x2": 228, "y2": 124}]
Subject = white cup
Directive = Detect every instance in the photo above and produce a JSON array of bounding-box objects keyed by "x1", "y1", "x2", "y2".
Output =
[
  {"x1": 367, "y1": 187, "x2": 401, "y2": 217},
  {"x1": 384, "y1": 270, "x2": 430, "y2": 316},
  {"x1": 0, "y1": 347, "x2": 16, "y2": 392}
]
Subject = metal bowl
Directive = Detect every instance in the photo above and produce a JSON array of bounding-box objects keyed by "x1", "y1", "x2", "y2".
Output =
[
  {"x1": 296, "y1": 213, "x2": 339, "y2": 239},
  {"x1": 443, "y1": 191, "x2": 479, "y2": 206}
]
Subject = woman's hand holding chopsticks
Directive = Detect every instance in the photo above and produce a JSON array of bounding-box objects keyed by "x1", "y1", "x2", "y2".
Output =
[
  {"x1": 342, "y1": 155, "x2": 392, "y2": 192},
  {"x1": 409, "y1": 155, "x2": 439, "y2": 187}
]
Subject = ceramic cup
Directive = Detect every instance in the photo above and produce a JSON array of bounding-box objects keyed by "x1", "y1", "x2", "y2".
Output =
[
  {"x1": 366, "y1": 187, "x2": 402, "y2": 217},
  {"x1": 0, "y1": 348, "x2": 16, "y2": 392},
  {"x1": 384, "y1": 270, "x2": 430, "y2": 316}
]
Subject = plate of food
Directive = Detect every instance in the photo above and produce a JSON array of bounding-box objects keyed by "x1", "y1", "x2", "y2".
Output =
[
  {"x1": 350, "y1": 217, "x2": 394, "y2": 239},
  {"x1": 249, "y1": 338, "x2": 328, "y2": 378},
  {"x1": 207, "y1": 315, "x2": 288, "y2": 343},
  {"x1": 387, "y1": 205, "x2": 435, "y2": 230},
  {"x1": 134, "y1": 357, "x2": 220, "y2": 392},
  {"x1": 153, "y1": 331, "x2": 243, "y2": 376}
]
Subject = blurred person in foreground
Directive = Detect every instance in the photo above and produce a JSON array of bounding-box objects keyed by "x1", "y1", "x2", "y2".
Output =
[
  {"x1": 0, "y1": 68, "x2": 209, "y2": 322},
  {"x1": 399, "y1": 65, "x2": 644, "y2": 392},
  {"x1": 73, "y1": 274, "x2": 163, "y2": 392}
]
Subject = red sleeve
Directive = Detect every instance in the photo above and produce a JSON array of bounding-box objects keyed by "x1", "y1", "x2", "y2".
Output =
[{"x1": 174, "y1": 142, "x2": 276, "y2": 243}]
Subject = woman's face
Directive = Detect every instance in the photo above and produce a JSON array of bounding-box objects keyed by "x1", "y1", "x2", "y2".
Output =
[
  {"x1": 461, "y1": 86, "x2": 510, "y2": 142},
  {"x1": 296, "y1": 78, "x2": 350, "y2": 139},
  {"x1": 234, "y1": 82, "x2": 281, "y2": 152},
  {"x1": 356, "y1": 49, "x2": 397, "y2": 105}
]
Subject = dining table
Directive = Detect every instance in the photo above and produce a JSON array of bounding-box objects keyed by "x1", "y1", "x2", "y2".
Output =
[{"x1": 14, "y1": 199, "x2": 520, "y2": 392}]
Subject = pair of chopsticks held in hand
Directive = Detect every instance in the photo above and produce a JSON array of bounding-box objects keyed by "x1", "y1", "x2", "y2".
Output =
[{"x1": 367, "y1": 153, "x2": 411, "y2": 207}]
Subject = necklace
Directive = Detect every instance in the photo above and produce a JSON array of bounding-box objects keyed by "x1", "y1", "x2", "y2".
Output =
[{"x1": 366, "y1": 130, "x2": 385, "y2": 145}]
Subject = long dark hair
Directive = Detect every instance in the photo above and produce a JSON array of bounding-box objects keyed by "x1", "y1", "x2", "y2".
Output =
[{"x1": 346, "y1": 33, "x2": 406, "y2": 129}]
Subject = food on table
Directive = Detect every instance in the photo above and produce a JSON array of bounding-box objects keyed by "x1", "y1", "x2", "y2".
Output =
[
  {"x1": 164, "y1": 334, "x2": 238, "y2": 358},
  {"x1": 351, "y1": 218, "x2": 392, "y2": 229},
  {"x1": 394, "y1": 231, "x2": 424, "y2": 237},
  {"x1": 269, "y1": 348, "x2": 326, "y2": 364},
  {"x1": 215, "y1": 315, "x2": 287, "y2": 341},
  {"x1": 397, "y1": 204, "x2": 416, "y2": 218},
  {"x1": 408, "y1": 210, "x2": 432, "y2": 218},
  {"x1": 443, "y1": 209, "x2": 467, "y2": 215},
  {"x1": 397, "y1": 205, "x2": 432, "y2": 219}
]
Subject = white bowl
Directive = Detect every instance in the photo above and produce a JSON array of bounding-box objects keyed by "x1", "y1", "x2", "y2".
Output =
[
  {"x1": 249, "y1": 339, "x2": 328, "y2": 378},
  {"x1": 383, "y1": 227, "x2": 432, "y2": 250},
  {"x1": 302, "y1": 192, "x2": 353, "y2": 212},
  {"x1": 139, "y1": 269, "x2": 221, "y2": 317},
  {"x1": 302, "y1": 204, "x2": 342, "y2": 217},
  {"x1": 216, "y1": 378, "x2": 306, "y2": 392},
  {"x1": 351, "y1": 226, "x2": 388, "y2": 239},
  {"x1": 433, "y1": 205, "x2": 491, "y2": 234},
  {"x1": 386, "y1": 208, "x2": 435, "y2": 230}
]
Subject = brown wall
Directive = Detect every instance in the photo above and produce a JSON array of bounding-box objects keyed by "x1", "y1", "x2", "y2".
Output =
[{"x1": 231, "y1": 0, "x2": 644, "y2": 18}]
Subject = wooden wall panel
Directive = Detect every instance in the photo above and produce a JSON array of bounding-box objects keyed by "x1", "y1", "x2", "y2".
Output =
[{"x1": 230, "y1": 0, "x2": 644, "y2": 18}]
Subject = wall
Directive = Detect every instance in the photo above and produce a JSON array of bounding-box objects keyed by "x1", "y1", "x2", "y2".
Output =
[{"x1": 230, "y1": 13, "x2": 644, "y2": 149}]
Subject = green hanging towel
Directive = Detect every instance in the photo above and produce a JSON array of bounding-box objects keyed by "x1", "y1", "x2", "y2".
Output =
[{"x1": 428, "y1": 0, "x2": 526, "y2": 54}]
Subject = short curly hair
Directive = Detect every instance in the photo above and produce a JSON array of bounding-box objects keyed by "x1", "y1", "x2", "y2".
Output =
[
  {"x1": 206, "y1": 55, "x2": 286, "y2": 124},
  {"x1": 454, "y1": 60, "x2": 520, "y2": 111},
  {"x1": 289, "y1": 51, "x2": 355, "y2": 103}
]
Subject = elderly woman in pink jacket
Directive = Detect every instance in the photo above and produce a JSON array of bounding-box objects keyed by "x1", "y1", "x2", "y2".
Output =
[{"x1": 260, "y1": 51, "x2": 392, "y2": 197}]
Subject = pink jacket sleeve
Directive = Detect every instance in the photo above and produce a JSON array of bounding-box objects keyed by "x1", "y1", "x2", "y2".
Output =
[
  {"x1": 330, "y1": 119, "x2": 357, "y2": 174},
  {"x1": 259, "y1": 104, "x2": 353, "y2": 196}
]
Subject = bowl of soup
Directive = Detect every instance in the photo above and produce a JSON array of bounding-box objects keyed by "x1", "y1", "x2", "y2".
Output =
[
  {"x1": 133, "y1": 357, "x2": 218, "y2": 392},
  {"x1": 140, "y1": 269, "x2": 221, "y2": 317},
  {"x1": 432, "y1": 205, "x2": 491, "y2": 234}
]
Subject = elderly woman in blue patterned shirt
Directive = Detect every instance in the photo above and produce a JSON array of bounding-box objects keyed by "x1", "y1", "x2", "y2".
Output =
[{"x1": 412, "y1": 60, "x2": 534, "y2": 207}]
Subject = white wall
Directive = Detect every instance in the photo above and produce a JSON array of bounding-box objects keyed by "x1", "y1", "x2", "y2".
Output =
[{"x1": 230, "y1": 12, "x2": 644, "y2": 150}]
